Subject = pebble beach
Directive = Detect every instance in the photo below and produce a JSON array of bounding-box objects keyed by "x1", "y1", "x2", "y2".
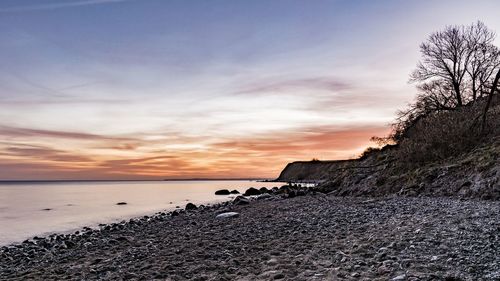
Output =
[{"x1": 1, "y1": 192, "x2": 499, "y2": 280}]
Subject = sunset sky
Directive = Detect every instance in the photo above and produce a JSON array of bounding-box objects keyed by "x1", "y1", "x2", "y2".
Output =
[{"x1": 1, "y1": 0, "x2": 500, "y2": 180}]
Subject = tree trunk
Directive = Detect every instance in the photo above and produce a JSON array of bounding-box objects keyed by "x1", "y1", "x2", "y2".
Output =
[
  {"x1": 482, "y1": 69, "x2": 500, "y2": 132},
  {"x1": 453, "y1": 82, "x2": 463, "y2": 106}
]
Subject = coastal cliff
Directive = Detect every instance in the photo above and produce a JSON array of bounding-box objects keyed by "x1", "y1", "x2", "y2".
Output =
[
  {"x1": 276, "y1": 160, "x2": 356, "y2": 183},
  {"x1": 276, "y1": 138, "x2": 500, "y2": 200}
]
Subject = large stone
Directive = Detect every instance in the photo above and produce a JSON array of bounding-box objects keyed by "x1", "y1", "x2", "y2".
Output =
[
  {"x1": 257, "y1": 193, "x2": 272, "y2": 200},
  {"x1": 185, "y1": 203, "x2": 198, "y2": 210},
  {"x1": 215, "y1": 212, "x2": 240, "y2": 219},
  {"x1": 244, "y1": 187, "x2": 261, "y2": 196},
  {"x1": 230, "y1": 189, "x2": 240, "y2": 194},
  {"x1": 259, "y1": 187, "x2": 270, "y2": 193},
  {"x1": 233, "y1": 196, "x2": 250, "y2": 205},
  {"x1": 215, "y1": 189, "x2": 230, "y2": 195}
]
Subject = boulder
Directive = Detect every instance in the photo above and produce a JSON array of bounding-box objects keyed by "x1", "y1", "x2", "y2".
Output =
[
  {"x1": 259, "y1": 187, "x2": 270, "y2": 193},
  {"x1": 233, "y1": 196, "x2": 250, "y2": 205},
  {"x1": 185, "y1": 203, "x2": 198, "y2": 210},
  {"x1": 215, "y1": 189, "x2": 230, "y2": 195},
  {"x1": 257, "y1": 193, "x2": 272, "y2": 200},
  {"x1": 244, "y1": 187, "x2": 261, "y2": 196},
  {"x1": 230, "y1": 189, "x2": 240, "y2": 194},
  {"x1": 216, "y1": 212, "x2": 240, "y2": 219},
  {"x1": 116, "y1": 202, "x2": 127, "y2": 205}
]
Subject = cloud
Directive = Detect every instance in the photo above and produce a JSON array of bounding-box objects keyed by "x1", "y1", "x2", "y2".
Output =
[
  {"x1": 0, "y1": 0, "x2": 131, "y2": 13},
  {"x1": 1, "y1": 145, "x2": 93, "y2": 163},
  {"x1": 234, "y1": 76, "x2": 352, "y2": 95},
  {"x1": 213, "y1": 125, "x2": 388, "y2": 154},
  {"x1": 0, "y1": 125, "x2": 134, "y2": 141}
]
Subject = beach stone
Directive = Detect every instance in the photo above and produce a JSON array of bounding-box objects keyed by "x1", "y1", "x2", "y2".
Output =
[
  {"x1": 257, "y1": 193, "x2": 272, "y2": 200},
  {"x1": 116, "y1": 202, "x2": 127, "y2": 205},
  {"x1": 244, "y1": 187, "x2": 261, "y2": 196},
  {"x1": 230, "y1": 190, "x2": 240, "y2": 194},
  {"x1": 296, "y1": 190, "x2": 307, "y2": 196},
  {"x1": 233, "y1": 196, "x2": 250, "y2": 205},
  {"x1": 215, "y1": 212, "x2": 240, "y2": 219},
  {"x1": 215, "y1": 189, "x2": 230, "y2": 195},
  {"x1": 185, "y1": 203, "x2": 198, "y2": 210},
  {"x1": 259, "y1": 187, "x2": 270, "y2": 193},
  {"x1": 273, "y1": 273, "x2": 285, "y2": 279}
]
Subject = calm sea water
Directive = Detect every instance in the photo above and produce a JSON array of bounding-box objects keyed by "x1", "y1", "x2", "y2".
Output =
[{"x1": 0, "y1": 180, "x2": 281, "y2": 246}]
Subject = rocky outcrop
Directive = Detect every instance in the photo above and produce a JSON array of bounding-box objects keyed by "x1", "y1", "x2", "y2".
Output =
[{"x1": 276, "y1": 160, "x2": 357, "y2": 183}]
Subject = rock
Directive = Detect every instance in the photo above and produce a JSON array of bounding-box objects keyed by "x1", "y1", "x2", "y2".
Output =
[
  {"x1": 215, "y1": 189, "x2": 230, "y2": 195},
  {"x1": 42, "y1": 208, "x2": 52, "y2": 211},
  {"x1": 233, "y1": 196, "x2": 250, "y2": 205},
  {"x1": 391, "y1": 274, "x2": 406, "y2": 280},
  {"x1": 230, "y1": 189, "x2": 240, "y2": 194},
  {"x1": 257, "y1": 193, "x2": 272, "y2": 200},
  {"x1": 185, "y1": 203, "x2": 197, "y2": 210},
  {"x1": 273, "y1": 273, "x2": 285, "y2": 279},
  {"x1": 259, "y1": 187, "x2": 270, "y2": 193},
  {"x1": 296, "y1": 190, "x2": 307, "y2": 196},
  {"x1": 115, "y1": 236, "x2": 130, "y2": 242},
  {"x1": 64, "y1": 241, "x2": 75, "y2": 248},
  {"x1": 243, "y1": 187, "x2": 261, "y2": 196},
  {"x1": 90, "y1": 258, "x2": 103, "y2": 265},
  {"x1": 267, "y1": 258, "x2": 278, "y2": 266},
  {"x1": 216, "y1": 212, "x2": 240, "y2": 219},
  {"x1": 116, "y1": 202, "x2": 127, "y2": 205},
  {"x1": 377, "y1": 265, "x2": 390, "y2": 275}
]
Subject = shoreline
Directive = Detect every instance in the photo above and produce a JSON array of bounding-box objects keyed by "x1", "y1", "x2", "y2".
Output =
[
  {"x1": 0, "y1": 194, "x2": 248, "y2": 247},
  {"x1": 0, "y1": 180, "x2": 284, "y2": 247},
  {"x1": 1, "y1": 192, "x2": 499, "y2": 280}
]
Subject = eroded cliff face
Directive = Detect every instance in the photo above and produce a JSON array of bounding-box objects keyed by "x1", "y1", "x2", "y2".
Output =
[
  {"x1": 276, "y1": 160, "x2": 357, "y2": 183},
  {"x1": 276, "y1": 139, "x2": 500, "y2": 200}
]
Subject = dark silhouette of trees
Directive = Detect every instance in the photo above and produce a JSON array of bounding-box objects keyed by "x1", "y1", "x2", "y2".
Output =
[
  {"x1": 393, "y1": 21, "x2": 500, "y2": 140},
  {"x1": 410, "y1": 21, "x2": 499, "y2": 107}
]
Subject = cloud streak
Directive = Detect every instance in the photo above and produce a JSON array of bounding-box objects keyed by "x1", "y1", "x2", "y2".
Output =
[
  {"x1": 0, "y1": 0, "x2": 131, "y2": 13},
  {"x1": 0, "y1": 126, "x2": 134, "y2": 142},
  {"x1": 234, "y1": 76, "x2": 352, "y2": 96}
]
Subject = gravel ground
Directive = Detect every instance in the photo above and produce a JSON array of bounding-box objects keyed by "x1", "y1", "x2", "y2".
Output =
[{"x1": 1, "y1": 194, "x2": 499, "y2": 280}]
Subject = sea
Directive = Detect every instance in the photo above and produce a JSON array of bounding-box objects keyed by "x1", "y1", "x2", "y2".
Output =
[{"x1": 0, "y1": 180, "x2": 281, "y2": 246}]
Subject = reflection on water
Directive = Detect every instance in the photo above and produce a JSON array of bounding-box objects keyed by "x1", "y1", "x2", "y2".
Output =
[{"x1": 0, "y1": 180, "x2": 281, "y2": 245}]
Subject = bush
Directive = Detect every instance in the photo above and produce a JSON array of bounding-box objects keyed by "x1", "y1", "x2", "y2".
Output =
[{"x1": 394, "y1": 96, "x2": 500, "y2": 165}]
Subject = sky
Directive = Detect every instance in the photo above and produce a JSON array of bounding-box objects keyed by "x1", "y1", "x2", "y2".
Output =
[{"x1": 1, "y1": 0, "x2": 500, "y2": 180}]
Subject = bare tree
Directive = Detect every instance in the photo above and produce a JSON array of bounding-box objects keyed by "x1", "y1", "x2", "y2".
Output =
[
  {"x1": 410, "y1": 21, "x2": 499, "y2": 107},
  {"x1": 465, "y1": 22, "x2": 500, "y2": 101},
  {"x1": 411, "y1": 24, "x2": 470, "y2": 106}
]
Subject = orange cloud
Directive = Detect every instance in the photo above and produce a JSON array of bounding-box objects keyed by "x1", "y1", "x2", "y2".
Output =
[{"x1": 0, "y1": 125, "x2": 390, "y2": 180}]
